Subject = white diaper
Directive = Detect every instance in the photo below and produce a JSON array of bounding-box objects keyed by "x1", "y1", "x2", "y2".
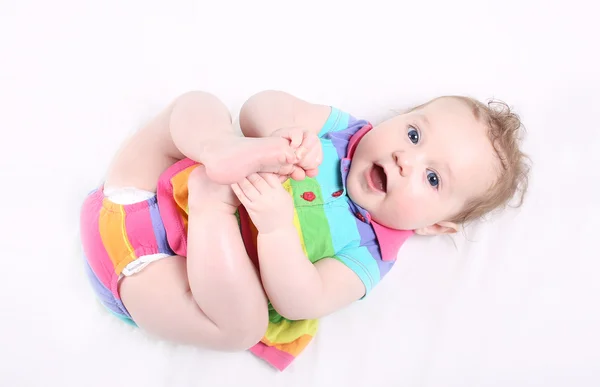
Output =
[
  {"x1": 104, "y1": 186, "x2": 174, "y2": 278},
  {"x1": 103, "y1": 186, "x2": 156, "y2": 204}
]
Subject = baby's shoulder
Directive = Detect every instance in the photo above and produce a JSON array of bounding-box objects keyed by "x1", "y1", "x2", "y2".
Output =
[{"x1": 317, "y1": 107, "x2": 369, "y2": 139}]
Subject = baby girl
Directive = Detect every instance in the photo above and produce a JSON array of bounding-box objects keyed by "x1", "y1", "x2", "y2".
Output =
[{"x1": 79, "y1": 90, "x2": 529, "y2": 370}]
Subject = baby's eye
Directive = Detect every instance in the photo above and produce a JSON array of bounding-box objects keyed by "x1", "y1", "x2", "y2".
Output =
[
  {"x1": 407, "y1": 126, "x2": 420, "y2": 144},
  {"x1": 427, "y1": 170, "x2": 440, "y2": 188}
]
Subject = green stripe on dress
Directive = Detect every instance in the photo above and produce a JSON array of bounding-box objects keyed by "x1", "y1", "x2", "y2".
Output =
[{"x1": 289, "y1": 177, "x2": 335, "y2": 263}]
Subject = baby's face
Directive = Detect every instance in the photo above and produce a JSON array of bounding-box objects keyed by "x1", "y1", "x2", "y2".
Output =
[{"x1": 346, "y1": 97, "x2": 499, "y2": 234}]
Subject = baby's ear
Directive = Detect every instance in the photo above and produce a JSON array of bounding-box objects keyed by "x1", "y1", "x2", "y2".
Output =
[{"x1": 414, "y1": 221, "x2": 459, "y2": 236}]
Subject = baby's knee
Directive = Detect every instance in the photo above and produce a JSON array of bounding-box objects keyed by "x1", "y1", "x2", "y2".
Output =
[
  {"x1": 170, "y1": 90, "x2": 231, "y2": 127},
  {"x1": 174, "y1": 90, "x2": 227, "y2": 111}
]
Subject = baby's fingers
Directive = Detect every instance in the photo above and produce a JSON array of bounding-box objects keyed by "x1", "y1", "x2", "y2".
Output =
[
  {"x1": 295, "y1": 132, "x2": 319, "y2": 159},
  {"x1": 259, "y1": 172, "x2": 285, "y2": 188},
  {"x1": 289, "y1": 166, "x2": 307, "y2": 181},
  {"x1": 235, "y1": 175, "x2": 262, "y2": 201},
  {"x1": 247, "y1": 173, "x2": 272, "y2": 194},
  {"x1": 287, "y1": 128, "x2": 304, "y2": 149},
  {"x1": 304, "y1": 167, "x2": 319, "y2": 178},
  {"x1": 298, "y1": 142, "x2": 322, "y2": 170},
  {"x1": 274, "y1": 127, "x2": 304, "y2": 149},
  {"x1": 231, "y1": 183, "x2": 250, "y2": 205}
]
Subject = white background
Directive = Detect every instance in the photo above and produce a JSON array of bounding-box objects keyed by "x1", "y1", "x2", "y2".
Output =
[{"x1": 1, "y1": 0, "x2": 599, "y2": 386}]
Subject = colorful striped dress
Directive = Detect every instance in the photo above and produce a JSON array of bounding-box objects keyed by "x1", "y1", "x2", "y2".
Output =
[{"x1": 80, "y1": 107, "x2": 414, "y2": 371}]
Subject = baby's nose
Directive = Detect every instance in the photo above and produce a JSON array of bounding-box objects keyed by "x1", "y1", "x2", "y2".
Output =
[
  {"x1": 399, "y1": 163, "x2": 413, "y2": 177},
  {"x1": 394, "y1": 152, "x2": 413, "y2": 177}
]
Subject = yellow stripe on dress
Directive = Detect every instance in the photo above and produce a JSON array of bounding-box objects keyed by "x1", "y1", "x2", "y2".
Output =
[
  {"x1": 170, "y1": 164, "x2": 198, "y2": 231},
  {"x1": 99, "y1": 201, "x2": 135, "y2": 275},
  {"x1": 263, "y1": 318, "x2": 319, "y2": 345},
  {"x1": 120, "y1": 205, "x2": 135, "y2": 256},
  {"x1": 282, "y1": 179, "x2": 308, "y2": 256},
  {"x1": 263, "y1": 334, "x2": 315, "y2": 357}
]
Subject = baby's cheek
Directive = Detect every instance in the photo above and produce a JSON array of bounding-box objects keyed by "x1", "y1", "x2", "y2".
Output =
[
  {"x1": 395, "y1": 200, "x2": 420, "y2": 222},
  {"x1": 392, "y1": 193, "x2": 436, "y2": 229}
]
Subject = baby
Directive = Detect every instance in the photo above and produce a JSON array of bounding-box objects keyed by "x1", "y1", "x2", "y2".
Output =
[{"x1": 79, "y1": 90, "x2": 529, "y2": 370}]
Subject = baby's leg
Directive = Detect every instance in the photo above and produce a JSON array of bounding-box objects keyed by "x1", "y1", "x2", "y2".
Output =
[
  {"x1": 119, "y1": 256, "x2": 264, "y2": 350},
  {"x1": 185, "y1": 166, "x2": 268, "y2": 337},
  {"x1": 105, "y1": 91, "x2": 299, "y2": 192},
  {"x1": 119, "y1": 166, "x2": 268, "y2": 351},
  {"x1": 169, "y1": 91, "x2": 299, "y2": 184}
]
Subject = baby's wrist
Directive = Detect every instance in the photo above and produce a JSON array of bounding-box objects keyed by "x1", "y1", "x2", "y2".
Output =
[{"x1": 258, "y1": 223, "x2": 296, "y2": 238}]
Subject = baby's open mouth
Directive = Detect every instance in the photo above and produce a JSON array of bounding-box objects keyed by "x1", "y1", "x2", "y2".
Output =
[{"x1": 370, "y1": 164, "x2": 387, "y2": 193}]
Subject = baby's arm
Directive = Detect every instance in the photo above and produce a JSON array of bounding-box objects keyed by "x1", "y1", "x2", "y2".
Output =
[
  {"x1": 232, "y1": 173, "x2": 365, "y2": 321},
  {"x1": 240, "y1": 90, "x2": 330, "y2": 180},
  {"x1": 258, "y1": 227, "x2": 365, "y2": 321},
  {"x1": 239, "y1": 90, "x2": 332, "y2": 138},
  {"x1": 104, "y1": 91, "x2": 233, "y2": 191}
]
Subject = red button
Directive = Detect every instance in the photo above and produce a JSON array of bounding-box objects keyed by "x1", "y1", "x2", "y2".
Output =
[
  {"x1": 356, "y1": 213, "x2": 365, "y2": 222},
  {"x1": 331, "y1": 190, "x2": 343, "y2": 197},
  {"x1": 302, "y1": 191, "x2": 316, "y2": 201}
]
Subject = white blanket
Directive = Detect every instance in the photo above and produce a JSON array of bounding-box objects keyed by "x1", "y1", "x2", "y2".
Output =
[{"x1": 1, "y1": 1, "x2": 598, "y2": 386}]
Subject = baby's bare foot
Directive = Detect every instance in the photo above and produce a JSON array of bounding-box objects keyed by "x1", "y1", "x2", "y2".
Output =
[
  {"x1": 202, "y1": 137, "x2": 298, "y2": 184},
  {"x1": 188, "y1": 165, "x2": 240, "y2": 214}
]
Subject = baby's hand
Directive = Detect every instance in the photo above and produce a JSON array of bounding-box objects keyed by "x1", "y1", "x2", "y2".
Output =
[
  {"x1": 271, "y1": 127, "x2": 323, "y2": 181},
  {"x1": 231, "y1": 173, "x2": 294, "y2": 234}
]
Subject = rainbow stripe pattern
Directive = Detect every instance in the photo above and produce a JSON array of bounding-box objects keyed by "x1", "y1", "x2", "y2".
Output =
[
  {"x1": 80, "y1": 187, "x2": 175, "y2": 325},
  {"x1": 156, "y1": 107, "x2": 414, "y2": 370},
  {"x1": 79, "y1": 107, "x2": 414, "y2": 371}
]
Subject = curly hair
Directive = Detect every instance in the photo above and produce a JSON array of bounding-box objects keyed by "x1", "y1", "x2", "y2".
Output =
[
  {"x1": 410, "y1": 96, "x2": 531, "y2": 224},
  {"x1": 450, "y1": 96, "x2": 531, "y2": 223}
]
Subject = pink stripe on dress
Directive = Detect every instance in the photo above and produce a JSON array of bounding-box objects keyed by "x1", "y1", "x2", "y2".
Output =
[
  {"x1": 80, "y1": 189, "x2": 117, "y2": 295},
  {"x1": 123, "y1": 199, "x2": 161, "y2": 259}
]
